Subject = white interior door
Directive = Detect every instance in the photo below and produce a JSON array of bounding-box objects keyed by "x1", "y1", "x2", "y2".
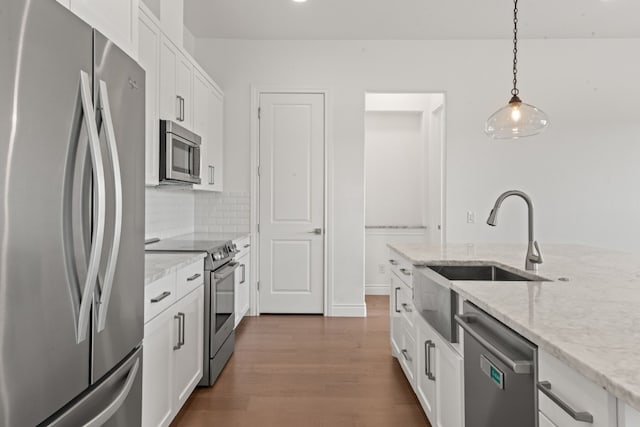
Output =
[{"x1": 258, "y1": 93, "x2": 325, "y2": 314}]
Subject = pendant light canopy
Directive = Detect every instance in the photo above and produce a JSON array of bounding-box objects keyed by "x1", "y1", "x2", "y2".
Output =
[{"x1": 484, "y1": 0, "x2": 549, "y2": 139}]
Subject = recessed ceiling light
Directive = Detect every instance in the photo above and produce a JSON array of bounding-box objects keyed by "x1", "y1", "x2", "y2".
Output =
[{"x1": 293, "y1": 0, "x2": 308, "y2": 3}]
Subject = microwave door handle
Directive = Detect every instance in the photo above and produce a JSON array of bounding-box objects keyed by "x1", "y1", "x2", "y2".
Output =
[
  {"x1": 77, "y1": 70, "x2": 106, "y2": 344},
  {"x1": 96, "y1": 80, "x2": 123, "y2": 333}
]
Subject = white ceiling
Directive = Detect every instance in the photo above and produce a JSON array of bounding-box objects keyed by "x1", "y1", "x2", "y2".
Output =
[{"x1": 184, "y1": 0, "x2": 640, "y2": 40}]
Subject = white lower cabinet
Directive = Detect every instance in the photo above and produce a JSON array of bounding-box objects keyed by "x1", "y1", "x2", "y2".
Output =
[
  {"x1": 389, "y1": 271, "x2": 403, "y2": 358},
  {"x1": 539, "y1": 411, "x2": 558, "y2": 427},
  {"x1": 618, "y1": 401, "x2": 640, "y2": 427},
  {"x1": 173, "y1": 287, "x2": 204, "y2": 410},
  {"x1": 434, "y1": 332, "x2": 464, "y2": 427},
  {"x1": 142, "y1": 265, "x2": 204, "y2": 427},
  {"x1": 416, "y1": 317, "x2": 437, "y2": 422},
  {"x1": 538, "y1": 349, "x2": 617, "y2": 427},
  {"x1": 234, "y1": 240, "x2": 251, "y2": 327},
  {"x1": 416, "y1": 315, "x2": 464, "y2": 427},
  {"x1": 142, "y1": 303, "x2": 174, "y2": 427}
]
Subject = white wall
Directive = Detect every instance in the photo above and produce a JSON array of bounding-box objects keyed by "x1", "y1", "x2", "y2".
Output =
[
  {"x1": 145, "y1": 187, "x2": 195, "y2": 240},
  {"x1": 365, "y1": 111, "x2": 425, "y2": 226},
  {"x1": 193, "y1": 38, "x2": 640, "y2": 313}
]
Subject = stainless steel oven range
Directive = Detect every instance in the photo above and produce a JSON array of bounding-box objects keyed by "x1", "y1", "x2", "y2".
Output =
[{"x1": 145, "y1": 236, "x2": 238, "y2": 386}]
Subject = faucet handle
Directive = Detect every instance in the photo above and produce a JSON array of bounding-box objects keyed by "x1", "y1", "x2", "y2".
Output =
[{"x1": 530, "y1": 240, "x2": 543, "y2": 264}]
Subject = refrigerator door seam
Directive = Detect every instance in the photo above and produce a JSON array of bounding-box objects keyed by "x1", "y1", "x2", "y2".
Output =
[
  {"x1": 77, "y1": 70, "x2": 106, "y2": 344},
  {"x1": 95, "y1": 80, "x2": 123, "y2": 333}
]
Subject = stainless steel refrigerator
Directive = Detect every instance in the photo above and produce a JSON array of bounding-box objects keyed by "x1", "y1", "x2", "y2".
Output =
[{"x1": 0, "y1": 2, "x2": 145, "y2": 426}]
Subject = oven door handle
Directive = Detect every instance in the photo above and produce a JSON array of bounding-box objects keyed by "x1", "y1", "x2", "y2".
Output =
[{"x1": 214, "y1": 262, "x2": 239, "y2": 280}]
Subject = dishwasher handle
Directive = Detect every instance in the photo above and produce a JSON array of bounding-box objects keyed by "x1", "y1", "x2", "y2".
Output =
[{"x1": 455, "y1": 313, "x2": 533, "y2": 374}]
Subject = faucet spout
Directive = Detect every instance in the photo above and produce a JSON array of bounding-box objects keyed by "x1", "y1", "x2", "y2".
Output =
[{"x1": 486, "y1": 190, "x2": 543, "y2": 271}]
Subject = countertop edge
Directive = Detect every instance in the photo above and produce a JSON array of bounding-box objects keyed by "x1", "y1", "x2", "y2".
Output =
[{"x1": 144, "y1": 252, "x2": 207, "y2": 285}]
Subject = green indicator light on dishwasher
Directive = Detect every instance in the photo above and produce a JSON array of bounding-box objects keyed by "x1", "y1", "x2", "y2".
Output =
[{"x1": 490, "y1": 366, "x2": 502, "y2": 385}]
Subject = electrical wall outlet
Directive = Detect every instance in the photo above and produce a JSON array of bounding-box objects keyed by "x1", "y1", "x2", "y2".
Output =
[
  {"x1": 467, "y1": 211, "x2": 476, "y2": 224},
  {"x1": 378, "y1": 264, "x2": 386, "y2": 274}
]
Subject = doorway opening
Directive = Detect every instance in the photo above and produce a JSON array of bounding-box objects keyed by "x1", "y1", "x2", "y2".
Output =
[{"x1": 364, "y1": 92, "x2": 446, "y2": 295}]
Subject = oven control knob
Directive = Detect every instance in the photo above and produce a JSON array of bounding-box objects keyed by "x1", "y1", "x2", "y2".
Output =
[{"x1": 213, "y1": 252, "x2": 221, "y2": 261}]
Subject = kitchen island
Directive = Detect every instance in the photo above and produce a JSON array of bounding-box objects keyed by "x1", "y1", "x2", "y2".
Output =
[{"x1": 388, "y1": 242, "x2": 640, "y2": 421}]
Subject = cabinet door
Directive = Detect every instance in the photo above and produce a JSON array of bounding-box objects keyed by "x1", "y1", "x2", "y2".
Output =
[
  {"x1": 173, "y1": 286, "x2": 204, "y2": 411},
  {"x1": 208, "y1": 88, "x2": 224, "y2": 191},
  {"x1": 176, "y1": 52, "x2": 193, "y2": 128},
  {"x1": 142, "y1": 307, "x2": 176, "y2": 427},
  {"x1": 69, "y1": 0, "x2": 137, "y2": 58},
  {"x1": 416, "y1": 316, "x2": 437, "y2": 423},
  {"x1": 434, "y1": 334, "x2": 464, "y2": 427},
  {"x1": 192, "y1": 69, "x2": 212, "y2": 190},
  {"x1": 159, "y1": 36, "x2": 178, "y2": 122},
  {"x1": 138, "y1": 9, "x2": 160, "y2": 186},
  {"x1": 234, "y1": 252, "x2": 250, "y2": 327},
  {"x1": 389, "y1": 272, "x2": 403, "y2": 358}
]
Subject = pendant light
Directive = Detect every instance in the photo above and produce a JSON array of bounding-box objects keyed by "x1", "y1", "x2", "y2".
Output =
[{"x1": 484, "y1": 0, "x2": 549, "y2": 139}]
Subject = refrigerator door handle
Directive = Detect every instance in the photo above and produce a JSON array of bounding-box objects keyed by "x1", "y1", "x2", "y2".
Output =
[
  {"x1": 96, "y1": 80, "x2": 123, "y2": 333},
  {"x1": 77, "y1": 70, "x2": 106, "y2": 344},
  {"x1": 83, "y1": 358, "x2": 140, "y2": 427}
]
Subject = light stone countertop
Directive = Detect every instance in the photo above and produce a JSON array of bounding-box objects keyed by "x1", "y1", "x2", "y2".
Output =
[
  {"x1": 145, "y1": 252, "x2": 207, "y2": 285},
  {"x1": 388, "y1": 242, "x2": 640, "y2": 412}
]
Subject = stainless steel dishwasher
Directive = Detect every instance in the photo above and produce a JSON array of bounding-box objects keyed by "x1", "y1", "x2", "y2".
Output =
[{"x1": 455, "y1": 301, "x2": 538, "y2": 427}]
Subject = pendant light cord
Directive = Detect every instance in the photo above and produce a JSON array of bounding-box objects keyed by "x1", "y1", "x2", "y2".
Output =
[{"x1": 512, "y1": 0, "x2": 519, "y2": 97}]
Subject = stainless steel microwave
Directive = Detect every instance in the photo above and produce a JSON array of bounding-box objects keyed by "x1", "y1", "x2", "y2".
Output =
[{"x1": 159, "y1": 120, "x2": 202, "y2": 184}]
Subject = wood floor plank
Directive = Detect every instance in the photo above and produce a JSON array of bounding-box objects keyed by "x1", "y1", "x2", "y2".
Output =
[{"x1": 171, "y1": 295, "x2": 430, "y2": 427}]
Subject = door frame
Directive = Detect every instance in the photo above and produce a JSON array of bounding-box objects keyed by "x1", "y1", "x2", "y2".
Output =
[{"x1": 250, "y1": 87, "x2": 330, "y2": 316}]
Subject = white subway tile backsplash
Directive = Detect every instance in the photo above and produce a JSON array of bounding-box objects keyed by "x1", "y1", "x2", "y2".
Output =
[
  {"x1": 145, "y1": 187, "x2": 195, "y2": 239},
  {"x1": 195, "y1": 191, "x2": 251, "y2": 234}
]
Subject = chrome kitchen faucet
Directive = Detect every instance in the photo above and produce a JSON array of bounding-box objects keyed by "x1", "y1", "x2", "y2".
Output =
[{"x1": 487, "y1": 190, "x2": 543, "y2": 271}]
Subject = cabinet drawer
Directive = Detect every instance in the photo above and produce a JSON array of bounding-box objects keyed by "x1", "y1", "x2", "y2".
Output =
[
  {"x1": 539, "y1": 412, "x2": 558, "y2": 427},
  {"x1": 176, "y1": 260, "x2": 204, "y2": 300},
  {"x1": 538, "y1": 349, "x2": 616, "y2": 427},
  {"x1": 389, "y1": 251, "x2": 413, "y2": 287},
  {"x1": 145, "y1": 273, "x2": 177, "y2": 323},
  {"x1": 399, "y1": 327, "x2": 417, "y2": 389},
  {"x1": 396, "y1": 278, "x2": 416, "y2": 337}
]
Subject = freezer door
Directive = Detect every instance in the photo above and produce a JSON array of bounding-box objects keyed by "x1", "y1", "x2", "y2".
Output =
[
  {"x1": 44, "y1": 347, "x2": 143, "y2": 427},
  {"x1": 91, "y1": 30, "x2": 146, "y2": 383},
  {"x1": 0, "y1": 2, "x2": 96, "y2": 426}
]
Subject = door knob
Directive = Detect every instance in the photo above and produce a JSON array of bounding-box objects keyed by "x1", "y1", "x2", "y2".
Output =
[{"x1": 308, "y1": 228, "x2": 322, "y2": 235}]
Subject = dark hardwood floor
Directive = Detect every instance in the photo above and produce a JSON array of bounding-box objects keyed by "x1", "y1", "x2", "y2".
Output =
[{"x1": 171, "y1": 295, "x2": 430, "y2": 427}]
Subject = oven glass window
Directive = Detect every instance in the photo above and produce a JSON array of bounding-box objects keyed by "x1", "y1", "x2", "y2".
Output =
[
  {"x1": 172, "y1": 138, "x2": 192, "y2": 174},
  {"x1": 215, "y1": 268, "x2": 234, "y2": 332}
]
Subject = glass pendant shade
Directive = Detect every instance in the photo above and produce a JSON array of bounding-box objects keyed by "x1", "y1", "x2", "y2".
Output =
[{"x1": 484, "y1": 96, "x2": 549, "y2": 139}]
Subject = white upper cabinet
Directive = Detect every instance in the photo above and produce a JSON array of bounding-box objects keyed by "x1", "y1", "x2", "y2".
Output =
[
  {"x1": 159, "y1": 35, "x2": 193, "y2": 129},
  {"x1": 138, "y1": 6, "x2": 161, "y2": 186},
  {"x1": 193, "y1": 71, "x2": 224, "y2": 192},
  {"x1": 68, "y1": 0, "x2": 139, "y2": 59}
]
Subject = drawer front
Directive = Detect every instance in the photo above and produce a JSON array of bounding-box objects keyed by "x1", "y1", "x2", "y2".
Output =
[
  {"x1": 396, "y1": 277, "x2": 415, "y2": 337},
  {"x1": 399, "y1": 326, "x2": 417, "y2": 389},
  {"x1": 539, "y1": 412, "x2": 558, "y2": 427},
  {"x1": 538, "y1": 349, "x2": 616, "y2": 427},
  {"x1": 144, "y1": 273, "x2": 176, "y2": 323},
  {"x1": 389, "y1": 250, "x2": 413, "y2": 287},
  {"x1": 176, "y1": 260, "x2": 204, "y2": 300},
  {"x1": 234, "y1": 235, "x2": 251, "y2": 258}
]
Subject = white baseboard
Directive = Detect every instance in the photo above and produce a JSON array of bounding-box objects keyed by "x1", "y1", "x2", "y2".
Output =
[
  {"x1": 330, "y1": 303, "x2": 367, "y2": 317},
  {"x1": 365, "y1": 284, "x2": 390, "y2": 295}
]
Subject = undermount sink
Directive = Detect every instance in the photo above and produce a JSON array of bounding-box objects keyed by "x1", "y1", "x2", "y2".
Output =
[{"x1": 425, "y1": 264, "x2": 548, "y2": 282}]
